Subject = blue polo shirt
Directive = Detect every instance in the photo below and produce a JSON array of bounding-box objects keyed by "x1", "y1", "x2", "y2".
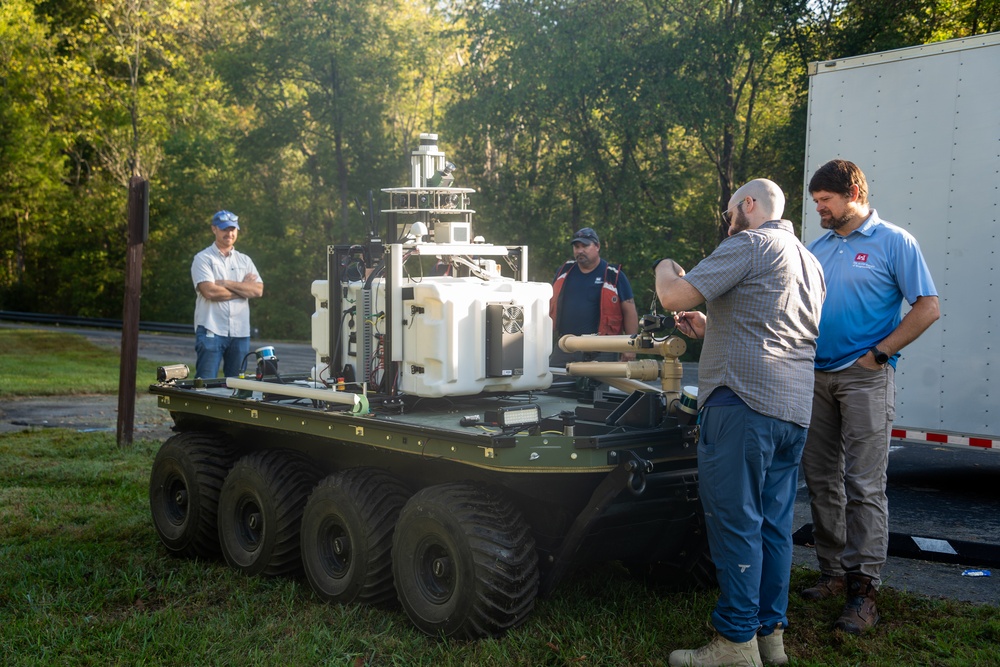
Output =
[{"x1": 807, "y1": 210, "x2": 937, "y2": 371}]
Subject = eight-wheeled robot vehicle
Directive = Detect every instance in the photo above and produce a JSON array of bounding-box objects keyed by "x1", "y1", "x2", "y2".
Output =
[{"x1": 148, "y1": 134, "x2": 712, "y2": 638}]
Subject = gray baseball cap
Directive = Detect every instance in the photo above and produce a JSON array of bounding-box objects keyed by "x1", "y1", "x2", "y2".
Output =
[{"x1": 570, "y1": 227, "x2": 599, "y2": 245}]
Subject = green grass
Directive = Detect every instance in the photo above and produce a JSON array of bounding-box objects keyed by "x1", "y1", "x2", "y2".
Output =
[
  {"x1": 1, "y1": 430, "x2": 999, "y2": 666},
  {"x1": 0, "y1": 329, "x2": 167, "y2": 397}
]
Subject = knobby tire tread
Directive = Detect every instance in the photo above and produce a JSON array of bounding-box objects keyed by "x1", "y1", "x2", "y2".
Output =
[{"x1": 149, "y1": 431, "x2": 237, "y2": 559}]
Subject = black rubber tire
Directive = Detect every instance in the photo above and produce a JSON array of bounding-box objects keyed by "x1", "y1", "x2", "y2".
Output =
[
  {"x1": 217, "y1": 450, "x2": 317, "y2": 577},
  {"x1": 392, "y1": 482, "x2": 539, "y2": 638},
  {"x1": 301, "y1": 468, "x2": 409, "y2": 605},
  {"x1": 148, "y1": 431, "x2": 236, "y2": 559}
]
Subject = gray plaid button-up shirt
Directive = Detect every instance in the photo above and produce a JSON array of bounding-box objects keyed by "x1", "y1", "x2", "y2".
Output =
[{"x1": 682, "y1": 220, "x2": 826, "y2": 427}]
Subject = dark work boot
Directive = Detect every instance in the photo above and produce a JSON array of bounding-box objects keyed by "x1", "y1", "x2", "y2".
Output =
[
  {"x1": 834, "y1": 573, "x2": 880, "y2": 634},
  {"x1": 800, "y1": 574, "x2": 845, "y2": 601}
]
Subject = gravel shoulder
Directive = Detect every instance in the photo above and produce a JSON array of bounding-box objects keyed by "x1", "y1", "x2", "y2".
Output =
[{"x1": 0, "y1": 393, "x2": 175, "y2": 439}]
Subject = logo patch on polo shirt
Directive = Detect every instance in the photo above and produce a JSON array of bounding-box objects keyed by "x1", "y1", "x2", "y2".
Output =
[{"x1": 853, "y1": 252, "x2": 875, "y2": 270}]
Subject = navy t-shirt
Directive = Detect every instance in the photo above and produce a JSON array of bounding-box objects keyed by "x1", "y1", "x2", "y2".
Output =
[{"x1": 554, "y1": 260, "x2": 634, "y2": 335}]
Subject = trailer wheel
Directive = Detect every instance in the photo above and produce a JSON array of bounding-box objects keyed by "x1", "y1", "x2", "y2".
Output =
[
  {"x1": 217, "y1": 450, "x2": 317, "y2": 577},
  {"x1": 149, "y1": 431, "x2": 236, "y2": 559},
  {"x1": 392, "y1": 482, "x2": 539, "y2": 638},
  {"x1": 301, "y1": 468, "x2": 409, "y2": 605}
]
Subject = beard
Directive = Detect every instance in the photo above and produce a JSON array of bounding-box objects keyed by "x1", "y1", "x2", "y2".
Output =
[
  {"x1": 728, "y1": 207, "x2": 750, "y2": 235},
  {"x1": 820, "y1": 209, "x2": 853, "y2": 231}
]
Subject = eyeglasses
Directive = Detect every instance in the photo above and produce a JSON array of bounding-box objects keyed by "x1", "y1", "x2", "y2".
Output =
[{"x1": 720, "y1": 197, "x2": 756, "y2": 225}]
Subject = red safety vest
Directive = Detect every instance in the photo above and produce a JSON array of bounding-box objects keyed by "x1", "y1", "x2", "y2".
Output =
[{"x1": 550, "y1": 261, "x2": 625, "y2": 336}]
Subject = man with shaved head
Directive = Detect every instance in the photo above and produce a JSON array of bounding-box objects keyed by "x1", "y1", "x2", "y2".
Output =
[{"x1": 655, "y1": 179, "x2": 826, "y2": 667}]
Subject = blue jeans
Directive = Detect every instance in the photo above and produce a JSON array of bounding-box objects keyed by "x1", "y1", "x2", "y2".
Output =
[
  {"x1": 698, "y1": 402, "x2": 807, "y2": 643},
  {"x1": 195, "y1": 326, "x2": 250, "y2": 379}
]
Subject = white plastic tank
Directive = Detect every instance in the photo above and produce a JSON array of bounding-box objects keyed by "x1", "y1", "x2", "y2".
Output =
[
  {"x1": 311, "y1": 276, "x2": 553, "y2": 397},
  {"x1": 398, "y1": 277, "x2": 553, "y2": 397}
]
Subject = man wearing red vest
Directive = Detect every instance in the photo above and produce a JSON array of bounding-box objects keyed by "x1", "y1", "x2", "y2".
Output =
[{"x1": 549, "y1": 227, "x2": 639, "y2": 367}]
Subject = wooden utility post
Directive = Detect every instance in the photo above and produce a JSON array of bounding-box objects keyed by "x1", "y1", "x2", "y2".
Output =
[{"x1": 117, "y1": 176, "x2": 149, "y2": 448}]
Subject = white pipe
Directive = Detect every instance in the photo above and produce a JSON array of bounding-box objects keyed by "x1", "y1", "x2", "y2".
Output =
[
  {"x1": 225, "y1": 378, "x2": 369, "y2": 414},
  {"x1": 390, "y1": 244, "x2": 403, "y2": 361}
]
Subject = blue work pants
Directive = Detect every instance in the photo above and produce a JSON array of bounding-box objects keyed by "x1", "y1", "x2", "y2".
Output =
[{"x1": 698, "y1": 402, "x2": 807, "y2": 643}]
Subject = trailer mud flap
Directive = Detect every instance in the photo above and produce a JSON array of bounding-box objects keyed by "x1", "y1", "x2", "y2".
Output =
[{"x1": 539, "y1": 450, "x2": 653, "y2": 597}]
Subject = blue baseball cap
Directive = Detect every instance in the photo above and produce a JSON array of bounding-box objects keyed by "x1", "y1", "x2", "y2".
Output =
[{"x1": 212, "y1": 210, "x2": 240, "y2": 230}]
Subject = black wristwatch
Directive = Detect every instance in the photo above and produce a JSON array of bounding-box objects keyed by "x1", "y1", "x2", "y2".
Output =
[{"x1": 870, "y1": 346, "x2": 890, "y2": 365}]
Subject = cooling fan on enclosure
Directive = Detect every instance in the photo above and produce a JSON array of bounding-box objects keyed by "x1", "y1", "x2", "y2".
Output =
[
  {"x1": 485, "y1": 302, "x2": 526, "y2": 378},
  {"x1": 501, "y1": 306, "x2": 524, "y2": 334}
]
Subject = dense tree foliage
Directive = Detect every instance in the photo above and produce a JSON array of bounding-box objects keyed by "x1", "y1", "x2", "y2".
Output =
[
  {"x1": 0, "y1": 0, "x2": 64, "y2": 309},
  {"x1": 0, "y1": 0, "x2": 995, "y2": 338}
]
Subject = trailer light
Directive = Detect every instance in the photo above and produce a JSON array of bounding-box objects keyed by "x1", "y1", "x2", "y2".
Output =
[{"x1": 486, "y1": 404, "x2": 541, "y2": 429}]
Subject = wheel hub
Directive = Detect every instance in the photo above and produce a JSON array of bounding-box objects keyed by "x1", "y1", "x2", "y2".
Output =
[{"x1": 432, "y1": 556, "x2": 452, "y2": 579}]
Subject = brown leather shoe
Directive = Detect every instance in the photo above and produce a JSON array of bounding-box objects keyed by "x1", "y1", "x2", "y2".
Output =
[
  {"x1": 800, "y1": 574, "x2": 845, "y2": 600},
  {"x1": 834, "y1": 573, "x2": 880, "y2": 634}
]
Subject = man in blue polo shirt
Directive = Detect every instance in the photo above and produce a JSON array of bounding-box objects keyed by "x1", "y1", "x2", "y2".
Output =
[{"x1": 800, "y1": 159, "x2": 939, "y2": 635}]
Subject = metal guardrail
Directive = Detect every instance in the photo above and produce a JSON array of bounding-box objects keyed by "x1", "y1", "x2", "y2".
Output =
[{"x1": 0, "y1": 311, "x2": 190, "y2": 334}]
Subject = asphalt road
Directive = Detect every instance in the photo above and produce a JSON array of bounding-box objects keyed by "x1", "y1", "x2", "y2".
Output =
[
  {"x1": 3, "y1": 323, "x2": 998, "y2": 607},
  {"x1": 76, "y1": 325, "x2": 319, "y2": 375},
  {"x1": 790, "y1": 444, "x2": 1000, "y2": 607}
]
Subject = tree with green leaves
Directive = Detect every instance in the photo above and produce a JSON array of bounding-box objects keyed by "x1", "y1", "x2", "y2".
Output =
[
  {"x1": 213, "y1": 0, "x2": 409, "y2": 244},
  {"x1": 0, "y1": 0, "x2": 68, "y2": 310}
]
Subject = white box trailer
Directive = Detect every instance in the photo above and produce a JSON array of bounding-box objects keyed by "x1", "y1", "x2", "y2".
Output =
[{"x1": 801, "y1": 32, "x2": 1000, "y2": 452}]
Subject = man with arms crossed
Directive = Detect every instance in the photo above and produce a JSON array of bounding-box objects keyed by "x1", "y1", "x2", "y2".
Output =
[{"x1": 191, "y1": 210, "x2": 264, "y2": 379}]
